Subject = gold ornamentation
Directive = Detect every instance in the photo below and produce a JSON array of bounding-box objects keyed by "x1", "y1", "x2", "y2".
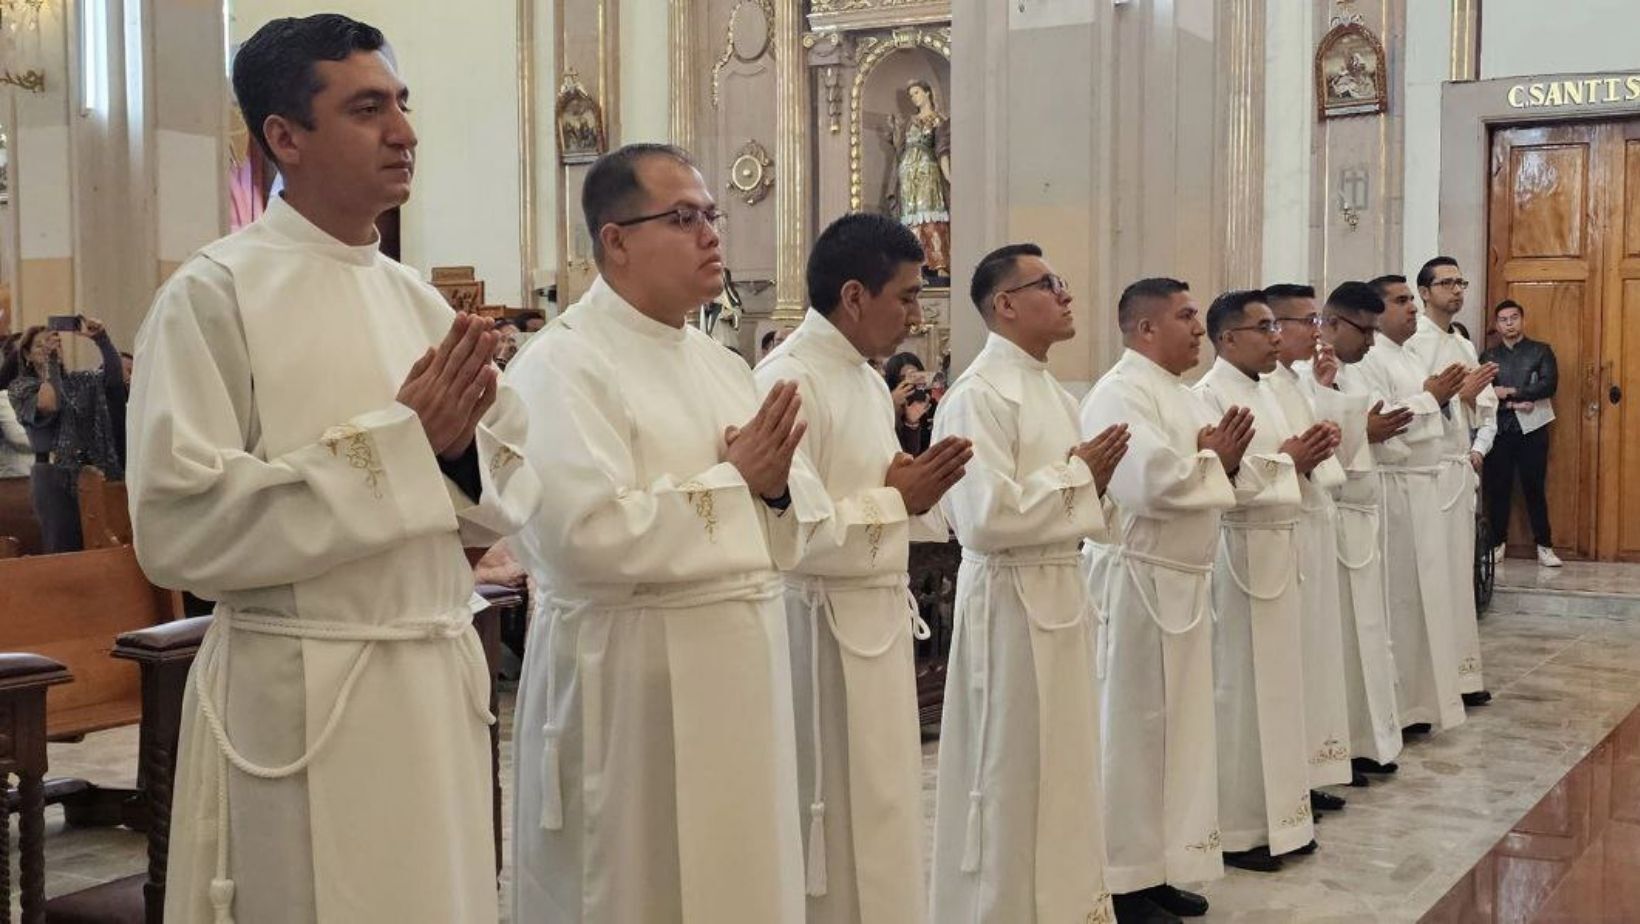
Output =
[
  {"x1": 0, "y1": 69, "x2": 43, "y2": 92},
  {"x1": 556, "y1": 69, "x2": 607, "y2": 165},
  {"x1": 490, "y1": 445, "x2": 522, "y2": 479},
  {"x1": 861, "y1": 495, "x2": 886, "y2": 564},
  {"x1": 320, "y1": 426, "x2": 386, "y2": 499},
  {"x1": 1277, "y1": 794, "x2": 1313, "y2": 829},
  {"x1": 679, "y1": 481, "x2": 720, "y2": 541},
  {"x1": 1058, "y1": 464, "x2": 1078, "y2": 519},
  {"x1": 1185, "y1": 829, "x2": 1221, "y2": 853},
  {"x1": 1458, "y1": 656, "x2": 1482, "y2": 676},
  {"x1": 823, "y1": 66, "x2": 842, "y2": 134},
  {"x1": 811, "y1": 0, "x2": 873, "y2": 12},
  {"x1": 1310, "y1": 737, "x2": 1350, "y2": 765},
  {"x1": 711, "y1": 0, "x2": 776, "y2": 109},
  {"x1": 727, "y1": 140, "x2": 776, "y2": 206},
  {"x1": 1084, "y1": 894, "x2": 1115, "y2": 924},
  {"x1": 848, "y1": 27, "x2": 952, "y2": 211}
]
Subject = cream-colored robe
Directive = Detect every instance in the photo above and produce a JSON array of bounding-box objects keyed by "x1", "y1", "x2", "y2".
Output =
[
  {"x1": 931, "y1": 333, "x2": 1115, "y2": 923},
  {"x1": 1266, "y1": 361, "x2": 1353, "y2": 787},
  {"x1": 1081, "y1": 348, "x2": 1236, "y2": 893},
  {"x1": 1406, "y1": 313, "x2": 1497, "y2": 694},
  {"x1": 129, "y1": 196, "x2": 542, "y2": 924},
  {"x1": 507, "y1": 277, "x2": 831, "y2": 924},
  {"x1": 1354, "y1": 335, "x2": 1466, "y2": 732},
  {"x1": 753, "y1": 310, "x2": 930, "y2": 924},
  {"x1": 1297, "y1": 361, "x2": 1404, "y2": 764},
  {"x1": 1193, "y1": 359, "x2": 1312, "y2": 856}
]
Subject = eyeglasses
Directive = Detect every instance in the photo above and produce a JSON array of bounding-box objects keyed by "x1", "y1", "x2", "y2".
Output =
[
  {"x1": 611, "y1": 205, "x2": 726, "y2": 234},
  {"x1": 1329, "y1": 314, "x2": 1378, "y2": 335},
  {"x1": 1429, "y1": 278, "x2": 1470, "y2": 290},
  {"x1": 1000, "y1": 274, "x2": 1068, "y2": 297},
  {"x1": 1224, "y1": 320, "x2": 1279, "y2": 335},
  {"x1": 1275, "y1": 316, "x2": 1324, "y2": 329}
]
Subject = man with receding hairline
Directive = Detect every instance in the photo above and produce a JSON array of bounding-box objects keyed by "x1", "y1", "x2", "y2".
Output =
[
  {"x1": 1082, "y1": 278, "x2": 1240, "y2": 923},
  {"x1": 508, "y1": 143, "x2": 831, "y2": 922}
]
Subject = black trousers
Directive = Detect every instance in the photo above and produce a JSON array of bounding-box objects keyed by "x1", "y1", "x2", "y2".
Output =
[
  {"x1": 1483, "y1": 426, "x2": 1551, "y2": 547},
  {"x1": 29, "y1": 462, "x2": 84, "y2": 554}
]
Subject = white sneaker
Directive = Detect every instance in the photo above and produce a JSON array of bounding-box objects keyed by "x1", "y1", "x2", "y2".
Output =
[
  {"x1": 1537, "y1": 545, "x2": 1564, "y2": 568},
  {"x1": 1493, "y1": 542, "x2": 1507, "y2": 561}
]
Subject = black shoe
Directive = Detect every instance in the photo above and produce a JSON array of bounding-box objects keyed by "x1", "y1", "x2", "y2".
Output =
[
  {"x1": 1291, "y1": 838, "x2": 1319, "y2": 855},
  {"x1": 1138, "y1": 884, "x2": 1208, "y2": 918},
  {"x1": 1112, "y1": 891, "x2": 1183, "y2": 924},
  {"x1": 1223, "y1": 846, "x2": 1284, "y2": 872},
  {"x1": 1350, "y1": 769, "x2": 1370, "y2": 787},
  {"x1": 1353, "y1": 756, "x2": 1398, "y2": 774},
  {"x1": 1462, "y1": 690, "x2": 1493, "y2": 707},
  {"x1": 1310, "y1": 789, "x2": 1346, "y2": 812},
  {"x1": 1403, "y1": 722, "x2": 1433, "y2": 736}
]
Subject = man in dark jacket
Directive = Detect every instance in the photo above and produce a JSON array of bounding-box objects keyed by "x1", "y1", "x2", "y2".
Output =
[{"x1": 1479, "y1": 299, "x2": 1561, "y2": 567}]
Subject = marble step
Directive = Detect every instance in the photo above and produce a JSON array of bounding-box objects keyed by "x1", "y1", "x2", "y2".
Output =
[{"x1": 1489, "y1": 559, "x2": 1640, "y2": 618}]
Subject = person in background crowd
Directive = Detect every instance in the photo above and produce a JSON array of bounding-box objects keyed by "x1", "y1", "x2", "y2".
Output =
[
  {"x1": 1479, "y1": 299, "x2": 1561, "y2": 567},
  {"x1": 884, "y1": 350, "x2": 934, "y2": 455},
  {"x1": 0, "y1": 334, "x2": 35, "y2": 478}
]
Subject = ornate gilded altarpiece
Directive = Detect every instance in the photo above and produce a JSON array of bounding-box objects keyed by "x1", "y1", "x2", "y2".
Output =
[{"x1": 806, "y1": 0, "x2": 953, "y2": 367}]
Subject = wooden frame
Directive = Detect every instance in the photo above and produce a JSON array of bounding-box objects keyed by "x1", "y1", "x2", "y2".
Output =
[{"x1": 1315, "y1": 22, "x2": 1388, "y2": 120}]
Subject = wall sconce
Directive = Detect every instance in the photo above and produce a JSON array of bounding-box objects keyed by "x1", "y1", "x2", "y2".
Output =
[
  {"x1": 1338, "y1": 166, "x2": 1368, "y2": 231},
  {"x1": 0, "y1": 0, "x2": 49, "y2": 93}
]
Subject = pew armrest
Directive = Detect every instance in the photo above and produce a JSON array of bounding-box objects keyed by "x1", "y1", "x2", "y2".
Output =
[
  {"x1": 110, "y1": 617, "x2": 212, "y2": 665},
  {"x1": 0, "y1": 653, "x2": 72, "y2": 694}
]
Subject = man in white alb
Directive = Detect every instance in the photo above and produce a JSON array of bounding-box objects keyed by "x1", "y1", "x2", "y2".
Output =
[
  {"x1": 1082, "y1": 278, "x2": 1243, "y2": 923},
  {"x1": 930, "y1": 244, "x2": 1127, "y2": 924},
  {"x1": 507, "y1": 143, "x2": 828, "y2": 923},
  {"x1": 128, "y1": 16, "x2": 542, "y2": 922},
  {"x1": 755, "y1": 211, "x2": 972, "y2": 924}
]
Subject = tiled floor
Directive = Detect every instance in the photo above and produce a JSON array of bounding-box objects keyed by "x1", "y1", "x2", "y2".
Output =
[
  {"x1": 1496, "y1": 557, "x2": 1640, "y2": 597},
  {"x1": 13, "y1": 582, "x2": 1640, "y2": 922}
]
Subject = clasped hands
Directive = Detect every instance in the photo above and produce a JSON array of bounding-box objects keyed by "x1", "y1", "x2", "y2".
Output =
[{"x1": 398, "y1": 313, "x2": 501, "y2": 460}]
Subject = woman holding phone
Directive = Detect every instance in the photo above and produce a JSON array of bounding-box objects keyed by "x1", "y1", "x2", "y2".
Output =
[
  {"x1": 884, "y1": 350, "x2": 936, "y2": 455},
  {"x1": 6, "y1": 316, "x2": 127, "y2": 552}
]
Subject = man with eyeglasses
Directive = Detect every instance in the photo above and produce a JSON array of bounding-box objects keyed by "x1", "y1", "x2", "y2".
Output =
[
  {"x1": 1478, "y1": 299, "x2": 1561, "y2": 568},
  {"x1": 1193, "y1": 291, "x2": 1336, "y2": 874},
  {"x1": 1361, "y1": 274, "x2": 1468, "y2": 739},
  {"x1": 1262, "y1": 285, "x2": 1356, "y2": 803},
  {"x1": 508, "y1": 143, "x2": 829, "y2": 922},
  {"x1": 1081, "y1": 278, "x2": 1240, "y2": 923},
  {"x1": 755, "y1": 212, "x2": 972, "y2": 924},
  {"x1": 929, "y1": 244, "x2": 1125, "y2": 924},
  {"x1": 1407, "y1": 256, "x2": 1497, "y2": 710},
  {"x1": 1306, "y1": 282, "x2": 1412, "y2": 780}
]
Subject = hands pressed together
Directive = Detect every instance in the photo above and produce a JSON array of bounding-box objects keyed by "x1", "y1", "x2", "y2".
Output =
[
  {"x1": 398, "y1": 313, "x2": 500, "y2": 460},
  {"x1": 1198, "y1": 406, "x2": 1256, "y2": 475},
  {"x1": 1071, "y1": 424, "x2": 1130, "y2": 496},
  {"x1": 725, "y1": 381, "x2": 808, "y2": 500}
]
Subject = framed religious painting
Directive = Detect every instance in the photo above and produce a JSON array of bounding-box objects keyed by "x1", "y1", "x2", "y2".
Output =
[
  {"x1": 1315, "y1": 22, "x2": 1388, "y2": 119},
  {"x1": 555, "y1": 69, "x2": 606, "y2": 165}
]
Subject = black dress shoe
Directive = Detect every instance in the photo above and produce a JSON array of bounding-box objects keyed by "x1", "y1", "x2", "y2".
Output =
[
  {"x1": 1350, "y1": 769, "x2": 1370, "y2": 787},
  {"x1": 1310, "y1": 789, "x2": 1346, "y2": 812},
  {"x1": 1223, "y1": 846, "x2": 1284, "y2": 872},
  {"x1": 1138, "y1": 884, "x2": 1208, "y2": 918},
  {"x1": 1353, "y1": 756, "x2": 1398, "y2": 774},
  {"x1": 1112, "y1": 891, "x2": 1183, "y2": 924},
  {"x1": 1462, "y1": 690, "x2": 1493, "y2": 707},
  {"x1": 1403, "y1": 722, "x2": 1433, "y2": 736},
  {"x1": 1292, "y1": 838, "x2": 1319, "y2": 855}
]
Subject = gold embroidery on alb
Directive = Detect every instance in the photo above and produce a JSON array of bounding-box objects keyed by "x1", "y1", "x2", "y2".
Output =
[
  {"x1": 679, "y1": 481, "x2": 719, "y2": 541},
  {"x1": 320, "y1": 425, "x2": 386, "y2": 499},
  {"x1": 860, "y1": 495, "x2": 886, "y2": 563},
  {"x1": 1057, "y1": 463, "x2": 1077, "y2": 519},
  {"x1": 1185, "y1": 829, "x2": 1221, "y2": 853},
  {"x1": 1310, "y1": 736, "x2": 1350, "y2": 765},
  {"x1": 1085, "y1": 892, "x2": 1115, "y2": 924},
  {"x1": 1458, "y1": 656, "x2": 1482, "y2": 676},
  {"x1": 490, "y1": 444, "x2": 522, "y2": 478},
  {"x1": 1277, "y1": 794, "x2": 1313, "y2": 829}
]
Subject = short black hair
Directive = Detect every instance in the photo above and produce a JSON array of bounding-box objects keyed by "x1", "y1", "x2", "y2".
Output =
[
  {"x1": 233, "y1": 15, "x2": 390, "y2": 164},
  {"x1": 582, "y1": 143, "x2": 696, "y2": 264},
  {"x1": 1325, "y1": 281, "x2": 1385, "y2": 316},
  {"x1": 969, "y1": 243, "x2": 1043, "y2": 316},
  {"x1": 805, "y1": 212, "x2": 924, "y2": 316},
  {"x1": 1367, "y1": 274, "x2": 1407, "y2": 299},
  {"x1": 1495, "y1": 298, "x2": 1525, "y2": 318},
  {"x1": 1416, "y1": 256, "x2": 1459, "y2": 290},
  {"x1": 1117, "y1": 277, "x2": 1190, "y2": 333},
  {"x1": 1262, "y1": 283, "x2": 1315, "y2": 311},
  {"x1": 1205, "y1": 289, "x2": 1267, "y2": 341},
  {"x1": 760, "y1": 330, "x2": 779, "y2": 352},
  {"x1": 883, "y1": 351, "x2": 925, "y2": 388}
]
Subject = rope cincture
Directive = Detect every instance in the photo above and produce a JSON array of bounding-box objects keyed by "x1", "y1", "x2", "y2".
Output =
[
  {"x1": 195, "y1": 606, "x2": 493, "y2": 923},
  {"x1": 1219, "y1": 517, "x2": 1299, "y2": 601}
]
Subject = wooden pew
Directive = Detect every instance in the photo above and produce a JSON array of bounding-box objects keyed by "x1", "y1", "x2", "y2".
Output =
[
  {"x1": 0, "y1": 546, "x2": 181, "y2": 742},
  {"x1": 75, "y1": 470, "x2": 131, "y2": 551},
  {"x1": 0, "y1": 475, "x2": 44, "y2": 557},
  {"x1": 1, "y1": 654, "x2": 73, "y2": 924}
]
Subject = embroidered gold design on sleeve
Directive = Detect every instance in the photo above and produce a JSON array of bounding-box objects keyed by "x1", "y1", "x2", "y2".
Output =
[
  {"x1": 1058, "y1": 463, "x2": 1078, "y2": 519},
  {"x1": 860, "y1": 494, "x2": 886, "y2": 563},
  {"x1": 679, "y1": 481, "x2": 719, "y2": 541},
  {"x1": 319, "y1": 425, "x2": 386, "y2": 499},
  {"x1": 490, "y1": 444, "x2": 522, "y2": 478}
]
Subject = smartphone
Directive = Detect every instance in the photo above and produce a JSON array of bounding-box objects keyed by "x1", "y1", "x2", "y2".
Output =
[{"x1": 46, "y1": 315, "x2": 82, "y2": 332}]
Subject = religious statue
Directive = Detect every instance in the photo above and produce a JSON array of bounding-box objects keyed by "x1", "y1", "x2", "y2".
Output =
[{"x1": 885, "y1": 80, "x2": 952, "y2": 283}]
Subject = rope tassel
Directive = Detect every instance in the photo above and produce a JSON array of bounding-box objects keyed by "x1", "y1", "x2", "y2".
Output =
[
  {"x1": 806, "y1": 801, "x2": 828, "y2": 896},
  {"x1": 960, "y1": 790, "x2": 982, "y2": 873},
  {"x1": 539, "y1": 732, "x2": 563, "y2": 830},
  {"x1": 209, "y1": 878, "x2": 236, "y2": 924}
]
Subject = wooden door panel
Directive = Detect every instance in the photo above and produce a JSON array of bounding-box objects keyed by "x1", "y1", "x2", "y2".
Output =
[
  {"x1": 1505, "y1": 281, "x2": 1594, "y2": 554},
  {"x1": 1625, "y1": 141, "x2": 1640, "y2": 258},
  {"x1": 1615, "y1": 280, "x2": 1640, "y2": 559},
  {"x1": 1508, "y1": 144, "x2": 1590, "y2": 259}
]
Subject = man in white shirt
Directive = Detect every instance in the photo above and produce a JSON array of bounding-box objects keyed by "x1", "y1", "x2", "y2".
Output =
[
  {"x1": 930, "y1": 243, "x2": 1126, "y2": 924},
  {"x1": 755, "y1": 212, "x2": 971, "y2": 924},
  {"x1": 129, "y1": 16, "x2": 542, "y2": 922},
  {"x1": 1082, "y1": 278, "x2": 1243, "y2": 923}
]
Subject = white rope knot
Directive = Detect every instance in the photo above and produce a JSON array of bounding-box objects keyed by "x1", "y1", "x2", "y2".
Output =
[{"x1": 806, "y1": 801, "x2": 829, "y2": 896}]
